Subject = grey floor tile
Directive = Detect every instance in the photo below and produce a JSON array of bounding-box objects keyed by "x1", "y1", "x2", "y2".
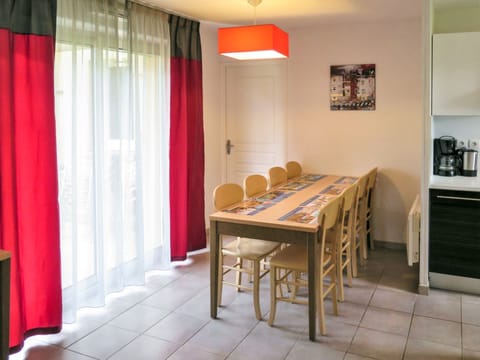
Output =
[
  {"x1": 414, "y1": 294, "x2": 462, "y2": 322},
  {"x1": 370, "y1": 287, "x2": 417, "y2": 313},
  {"x1": 228, "y1": 321, "x2": 300, "y2": 360},
  {"x1": 342, "y1": 279, "x2": 376, "y2": 305},
  {"x1": 311, "y1": 319, "x2": 357, "y2": 352},
  {"x1": 141, "y1": 281, "x2": 204, "y2": 311},
  {"x1": 409, "y1": 315, "x2": 461, "y2": 348},
  {"x1": 175, "y1": 287, "x2": 216, "y2": 321},
  {"x1": 344, "y1": 354, "x2": 377, "y2": 360},
  {"x1": 464, "y1": 349, "x2": 480, "y2": 360},
  {"x1": 108, "y1": 303, "x2": 170, "y2": 333},
  {"x1": 286, "y1": 341, "x2": 345, "y2": 360},
  {"x1": 168, "y1": 343, "x2": 226, "y2": 360},
  {"x1": 325, "y1": 300, "x2": 368, "y2": 327},
  {"x1": 185, "y1": 320, "x2": 251, "y2": 356},
  {"x1": 349, "y1": 327, "x2": 407, "y2": 360},
  {"x1": 403, "y1": 338, "x2": 462, "y2": 360},
  {"x1": 463, "y1": 294, "x2": 480, "y2": 305},
  {"x1": 41, "y1": 318, "x2": 103, "y2": 348},
  {"x1": 462, "y1": 301, "x2": 480, "y2": 326},
  {"x1": 108, "y1": 334, "x2": 179, "y2": 360},
  {"x1": 67, "y1": 324, "x2": 138, "y2": 359},
  {"x1": 144, "y1": 311, "x2": 207, "y2": 344},
  {"x1": 360, "y1": 306, "x2": 412, "y2": 336},
  {"x1": 463, "y1": 324, "x2": 480, "y2": 352},
  {"x1": 11, "y1": 248, "x2": 480, "y2": 360}
]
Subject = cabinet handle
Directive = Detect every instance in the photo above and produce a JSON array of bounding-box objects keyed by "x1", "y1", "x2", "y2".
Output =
[{"x1": 437, "y1": 195, "x2": 480, "y2": 202}]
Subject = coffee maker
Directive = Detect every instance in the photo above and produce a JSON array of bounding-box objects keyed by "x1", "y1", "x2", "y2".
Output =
[{"x1": 433, "y1": 136, "x2": 461, "y2": 176}]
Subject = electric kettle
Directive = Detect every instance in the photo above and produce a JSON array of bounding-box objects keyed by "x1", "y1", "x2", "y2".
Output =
[{"x1": 462, "y1": 149, "x2": 478, "y2": 177}]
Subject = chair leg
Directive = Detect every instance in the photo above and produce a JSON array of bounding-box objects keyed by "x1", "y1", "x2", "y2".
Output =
[
  {"x1": 337, "y1": 253, "x2": 345, "y2": 302},
  {"x1": 236, "y1": 257, "x2": 243, "y2": 292},
  {"x1": 346, "y1": 245, "x2": 353, "y2": 288},
  {"x1": 352, "y1": 243, "x2": 358, "y2": 278},
  {"x1": 218, "y1": 255, "x2": 224, "y2": 306},
  {"x1": 253, "y1": 261, "x2": 262, "y2": 320},
  {"x1": 368, "y1": 223, "x2": 375, "y2": 250},
  {"x1": 361, "y1": 227, "x2": 368, "y2": 260},
  {"x1": 318, "y1": 288, "x2": 326, "y2": 336},
  {"x1": 331, "y1": 267, "x2": 339, "y2": 317},
  {"x1": 268, "y1": 265, "x2": 277, "y2": 326}
]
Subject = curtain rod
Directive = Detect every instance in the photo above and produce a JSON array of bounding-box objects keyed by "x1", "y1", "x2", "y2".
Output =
[{"x1": 128, "y1": 0, "x2": 200, "y2": 22}]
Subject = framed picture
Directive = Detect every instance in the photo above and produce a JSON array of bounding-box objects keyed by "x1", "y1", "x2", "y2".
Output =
[{"x1": 330, "y1": 64, "x2": 375, "y2": 111}]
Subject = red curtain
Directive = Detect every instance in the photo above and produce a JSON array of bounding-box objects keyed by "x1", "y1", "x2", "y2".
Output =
[
  {"x1": 169, "y1": 16, "x2": 206, "y2": 260},
  {"x1": 0, "y1": 0, "x2": 62, "y2": 352}
]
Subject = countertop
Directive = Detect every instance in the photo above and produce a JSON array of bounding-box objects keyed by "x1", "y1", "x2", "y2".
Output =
[{"x1": 430, "y1": 175, "x2": 480, "y2": 191}]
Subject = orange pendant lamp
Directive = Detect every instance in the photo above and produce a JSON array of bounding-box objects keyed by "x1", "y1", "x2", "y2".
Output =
[{"x1": 218, "y1": 0, "x2": 289, "y2": 60}]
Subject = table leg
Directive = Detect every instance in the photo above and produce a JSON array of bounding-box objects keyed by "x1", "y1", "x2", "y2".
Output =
[
  {"x1": 307, "y1": 232, "x2": 317, "y2": 341},
  {"x1": 0, "y1": 256, "x2": 11, "y2": 360},
  {"x1": 210, "y1": 220, "x2": 219, "y2": 318}
]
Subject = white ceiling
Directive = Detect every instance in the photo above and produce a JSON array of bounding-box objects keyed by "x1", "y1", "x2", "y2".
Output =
[{"x1": 138, "y1": 0, "x2": 425, "y2": 29}]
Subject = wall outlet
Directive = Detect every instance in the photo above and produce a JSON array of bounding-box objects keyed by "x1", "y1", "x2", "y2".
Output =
[
  {"x1": 468, "y1": 139, "x2": 480, "y2": 150},
  {"x1": 456, "y1": 139, "x2": 467, "y2": 149}
]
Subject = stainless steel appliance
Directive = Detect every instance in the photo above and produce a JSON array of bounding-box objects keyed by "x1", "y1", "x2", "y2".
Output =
[
  {"x1": 462, "y1": 149, "x2": 478, "y2": 177},
  {"x1": 433, "y1": 136, "x2": 461, "y2": 176}
]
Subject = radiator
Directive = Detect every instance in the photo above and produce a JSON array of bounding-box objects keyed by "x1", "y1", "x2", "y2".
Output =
[{"x1": 406, "y1": 194, "x2": 421, "y2": 266}]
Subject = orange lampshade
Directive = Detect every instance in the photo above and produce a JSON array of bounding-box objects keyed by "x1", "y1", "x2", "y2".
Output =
[{"x1": 218, "y1": 24, "x2": 289, "y2": 60}]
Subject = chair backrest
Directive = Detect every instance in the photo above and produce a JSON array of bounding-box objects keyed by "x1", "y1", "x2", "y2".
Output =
[
  {"x1": 268, "y1": 166, "x2": 288, "y2": 188},
  {"x1": 353, "y1": 173, "x2": 369, "y2": 226},
  {"x1": 213, "y1": 183, "x2": 244, "y2": 211},
  {"x1": 366, "y1": 167, "x2": 378, "y2": 207},
  {"x1": 340, "y1": 182, "x2": 358, "y2": 218},
  {"x1": 367, "y1": 167, "x2": 377, "y2": 191},
  {"x1": 338, "y1": 182, "x2": 358, "y2": 241},
  {"x1": 244, "y1": 174, "x2": 268, "y2": 198},
  {"x1": 286, "y1": 161, "x2": 302, "y2": 179},
  {"x1": 317, "y1": 196, "x2": 342, "y2": 255}
]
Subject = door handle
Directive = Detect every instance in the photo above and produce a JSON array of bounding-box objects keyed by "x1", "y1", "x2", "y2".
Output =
[{"x1": 226, "y1": 139, "x2": 235, "y2": 155}]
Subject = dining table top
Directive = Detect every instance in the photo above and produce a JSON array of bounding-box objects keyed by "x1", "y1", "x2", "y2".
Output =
[
  {"x1": 0, "y1": 250, "x2": 11, "y2": 262},
  {"x1": 209, "y1": 174, "x2": 357, "y2": 232}
]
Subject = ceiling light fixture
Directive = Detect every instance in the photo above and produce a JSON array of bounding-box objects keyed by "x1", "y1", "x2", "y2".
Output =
[{"x1": 218, "y1": 0, "x2": 289, "y2": 60}]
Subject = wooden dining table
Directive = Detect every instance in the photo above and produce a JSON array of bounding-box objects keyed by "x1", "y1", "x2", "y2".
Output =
[{"x1": 209, "y1": 174, "x2": 356, "y2": 341}]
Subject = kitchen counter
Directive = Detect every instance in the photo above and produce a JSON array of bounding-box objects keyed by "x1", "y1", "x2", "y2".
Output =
[{"x1": 430, "y1": 175, "x2": 480, "y2": 191}]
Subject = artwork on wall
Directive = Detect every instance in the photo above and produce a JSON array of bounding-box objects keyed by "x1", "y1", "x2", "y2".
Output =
[{"x1": 330, "y1": 64, "x2": 376, "y2": 111}]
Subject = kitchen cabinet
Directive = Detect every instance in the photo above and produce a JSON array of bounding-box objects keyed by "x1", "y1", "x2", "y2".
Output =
[
  {"x1": 432, "y1": 32, "x2": 480, "y2": 116},
  {"x1": 429, "y1": 189, "x2": 480, "y2": 279}
]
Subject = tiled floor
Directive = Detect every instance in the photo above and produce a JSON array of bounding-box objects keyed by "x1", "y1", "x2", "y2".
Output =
[{"x1": 9, "y1": 247, "x2": 480, "y2": 360}]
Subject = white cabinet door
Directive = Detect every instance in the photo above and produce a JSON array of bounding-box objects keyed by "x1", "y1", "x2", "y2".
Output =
[{"x1": 432, "y1": 32, "x2": 480, "y2": 116}]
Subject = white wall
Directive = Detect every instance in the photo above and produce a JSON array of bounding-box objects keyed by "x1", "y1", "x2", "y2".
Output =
[
  {"x1": 286, "y1": 18, "x2": 423, "y2": 244},
  {"x1": 201, "y1": 18, "x2": 424, "y2": 245}
]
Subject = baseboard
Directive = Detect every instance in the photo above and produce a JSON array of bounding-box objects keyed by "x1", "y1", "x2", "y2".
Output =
[{"x1": 418, "y1": 285, "x2": 429, "y2": 295}]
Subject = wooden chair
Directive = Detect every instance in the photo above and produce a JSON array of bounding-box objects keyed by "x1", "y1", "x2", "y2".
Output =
[
  {"x1": 365, "y1": 167, "x2": 378, "y2": 250},
  {"x1": 351, "y1": 173, "x2": 369, "y2": 277},
  {"x1": 326, "y1": 182, "x2": 357, "y2": 302},
  {"x1": 244, "y1": 174, "x2": 268, "y2": 198},
  {"x1": 286, "y1": 161, "x2": 302, "y2": 179},
  {"x1": 268, "y1": 166, "x2": 288, "y2": 188},
  {"x1": 268, "y1": 196, "x2": 342, "y2": 335},
  {"x1": 213, "y1": 183, "x2": 280, "y2": 320}
]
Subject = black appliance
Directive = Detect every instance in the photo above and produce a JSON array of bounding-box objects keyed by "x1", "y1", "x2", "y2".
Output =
[{"x1": 433, "y1": 136, "x2": 462, "y2": 176}]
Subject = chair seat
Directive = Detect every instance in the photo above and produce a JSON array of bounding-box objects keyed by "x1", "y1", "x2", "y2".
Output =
[
  {"x1": 222, "y1": 238, "x2": 280, "y2": 260},
  {"x1": 269, "y1": 244, "x2": 331, "y2": 272}
]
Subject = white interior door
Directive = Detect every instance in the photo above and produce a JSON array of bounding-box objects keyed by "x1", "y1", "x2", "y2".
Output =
[{"x1": 223, "y1": 61, "x2": 287, "y2": 185}]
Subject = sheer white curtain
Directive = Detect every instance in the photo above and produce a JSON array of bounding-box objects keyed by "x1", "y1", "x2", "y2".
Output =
[{"x1": 55, "y1": 0, "x2": 171, "y2": 323}]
